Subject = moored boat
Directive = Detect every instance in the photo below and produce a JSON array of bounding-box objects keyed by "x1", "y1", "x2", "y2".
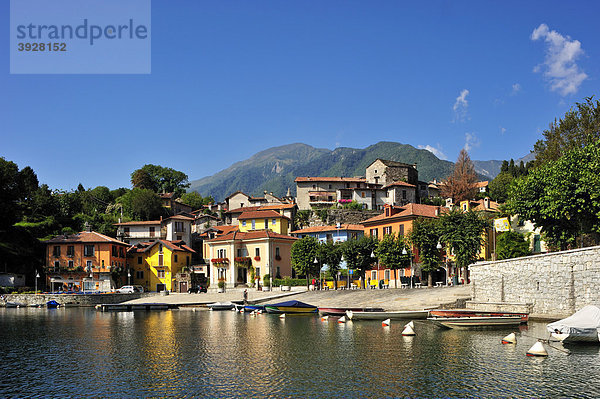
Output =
[
  {"x1": 319, "y1": 307, "x2": 384, "y2": 316},
  {"x1": 46, "y1": 300, "x2": 60, "y2": 309},
  {"x1": 207, "y1": 302, "x2": 235, "y2": 311},
  {"x1": 429, "y1": 309, "x2": 529, "y2": 324},
  {"x1": 346, "y1": 310, "x2": 430, "y2": 320},
  {"x1": 547, "y1": 305, "x2": 600, "y2": 344},
  {"x1": 428, "y1": 316, "x2": 523, "y2": 329},
  {"x1": 264, "y1": 300, "x2": 317, "y2": 314}
]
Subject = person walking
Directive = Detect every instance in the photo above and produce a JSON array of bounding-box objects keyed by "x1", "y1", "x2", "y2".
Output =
[{"x1": 243, "y1": 289, "x2": 248, "y2": 305}]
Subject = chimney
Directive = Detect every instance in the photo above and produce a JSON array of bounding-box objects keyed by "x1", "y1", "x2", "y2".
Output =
[
  {"x1": 84, "y1": 221, "x2": 92, "y2": 232},
  {"x1": 435, "y1": 207, "x2": 440, "y2": 216},
  {"x1": 484, "y1": 197, "x2": 490, "y2": 209}
]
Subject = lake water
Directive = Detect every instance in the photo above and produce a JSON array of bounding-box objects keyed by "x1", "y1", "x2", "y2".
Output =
[{"x1": 1, "y1": 308, "x2": 600, "y2": 398}]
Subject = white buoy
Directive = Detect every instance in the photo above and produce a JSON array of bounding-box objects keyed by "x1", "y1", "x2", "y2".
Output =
[
  {"x1": 402, "y1": 324, "x2": 416, "y2": 336},
  {"x1": 279, "y1": 313, "x2": 286, "y2": 319},
  {"x1": 192, "y1": 308, "x2": 196, "y2": 312},
  {"x1": 502, "y1": 332, "x2": 517, "y2": 344},
  {"x1": 404, "y1": 321, "x2": 414, "y2": 328},
  {"x1": 321, "y1": 315, "x2": 329, "y2": 321},
  {"x1": 258, "y1": 310, "x2": 263, "y2": 314},
  {"x1": 338, "y1": 316, "x2": 346, "y2": 323},
  {"x1": 382, "y1": 318, "x2": 391, "y2": 327},
  {"x1": 526, "y1": 341, "x2": 548, "y2": 357}
]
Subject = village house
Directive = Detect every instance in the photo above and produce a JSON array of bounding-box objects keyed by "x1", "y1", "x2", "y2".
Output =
[
  {"x1": 224, "y1": 203, "x2": 297, "y2": 227},
  {"x1": 290, "y1": 224, "x2": 364, "y2": 243},
  {"x1": 127, "y1": 239, "x2": 195, "y2": 292},
  {"x1": 45, "y1": 230, "x2": 129, "y2": 292},
  {"x1": 225, "y1": 190, "x2": 291, "y2": 211},
  {"x1": 159, "y1": 192, "x2": 193, "y2": 214},
  {"x1": 115, "y1": 215, "x2": 194, "y2": 246}
]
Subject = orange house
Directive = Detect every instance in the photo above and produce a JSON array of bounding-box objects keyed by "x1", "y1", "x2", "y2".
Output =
[
  {"x1": 361, "y1": 203, "x2": 442, "y2": 284},
  {"x1": 45, "y1": 231, "x2": 130, "y2": 292}
]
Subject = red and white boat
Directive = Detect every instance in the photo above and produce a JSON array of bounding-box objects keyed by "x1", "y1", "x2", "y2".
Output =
[{"x1": 429, "y1": 309, "x2": 529, "y2": 324}]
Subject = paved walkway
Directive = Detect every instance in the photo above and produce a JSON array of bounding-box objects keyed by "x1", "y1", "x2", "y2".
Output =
[{"x1": 122, "y1": 285, "x2": 471, "y2": 310}]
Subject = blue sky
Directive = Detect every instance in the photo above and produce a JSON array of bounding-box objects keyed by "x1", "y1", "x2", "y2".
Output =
[{"x1": 2, "y1": 1, "x2": 599, "y2": 191}]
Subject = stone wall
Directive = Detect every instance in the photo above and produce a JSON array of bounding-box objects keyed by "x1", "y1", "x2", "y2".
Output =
[
  {"x1": 1, "y1": 292, "x2": 154, "y2": 307},
  {"x1": 470, "y1": 245, "x2": 600, "y2": 318},
  {"x1": 307, "y1": 209, "x2": 381, "y2": 227}
]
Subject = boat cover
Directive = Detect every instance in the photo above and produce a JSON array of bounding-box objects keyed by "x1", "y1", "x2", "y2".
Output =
[
  {"x1": 547, "y1": 305, "x2": 600, "y2": 334},
  {"x1": 268, "y1": 300, "x2": 315, "y2": 308}
]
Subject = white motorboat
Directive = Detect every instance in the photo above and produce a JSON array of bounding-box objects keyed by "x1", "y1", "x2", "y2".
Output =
[
  {"x1": 207, "y1": 302, "x2": 235, "y2": 311},
  {"x1": 346, "y1": 310, "x2": 430, "y2": 320},
  {"x1": 547, "y1": 305, "x2": 600, "y2": 343}
]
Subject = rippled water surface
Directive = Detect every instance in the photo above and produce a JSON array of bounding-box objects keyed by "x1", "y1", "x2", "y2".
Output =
[{"x1": 1, "y1": 308, "x2": 600, "y2": 398}]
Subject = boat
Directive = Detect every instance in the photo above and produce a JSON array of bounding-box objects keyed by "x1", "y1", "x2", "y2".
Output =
[
  {"x1": 547, "y1": 305, "x2": 600, "y2": 344},
  {"x1": 428, "y1": 316, "x2": 523, "y2": 329},
  {"x1": 264, "y1": 300, "x2": 318, "y2": 314},
  {"x1": 346, "y1": 310, "x2": 430, "y2": 320},
  {"x1": 207, "y1": 302, "x2": 235, "y2": 311},
  {"x1": 244, "y1": 305, "x2": 266, "y2": 312},
  {"x1": 319, "y1": 307, "x2": 384, "y2": 316},
  {"x1": 429, "y1": 309, "x2": 529, "y2": 324},
  {"x1": 4, "y1": 302, "x2": 27, "y2": 308},
  {"x1": 46, "y1": 300, "x2": 60, "y2": 309}
]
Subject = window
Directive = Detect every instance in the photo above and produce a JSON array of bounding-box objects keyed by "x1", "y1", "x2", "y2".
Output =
[
  {"x1": 252, "y1": 220, "x2": 256, "y2": 229},
  {"x1": 217, "y1": 249, "x2": 226, "y2": 258},
  {"x1": 175, "y1": 222, "x2": 184, "y2": 232},
  {"x1": 399, "y1": 225, "x2": 404, "y2": 236},
  {"x1": 351, "y1": 232, "x2": 358, "y2": 240},
  {"x1": 345, "y1": 183, "x2": 349, "y2": 188},
  {"x1": 86, "y1": 260, "x2": 92, "y2": 270},
  {"x1": 383, "y1": 227, "x2": 392, "y2": 236},
  {"x1": 328, "y1": 184, "x2": 332, "y2": 189},
  {"x1": 402, "y1": 190, "x2": 407, "y2": 200},
  {"x1": 255, "y1": 248, "x2": 260, "y2": 257},
  {"x1": 374, "y1": 169, "x2": 378, "y2": 174},
  {"x1": 265, "y1": 219, "x2": 268, "y2": 228},
  {"x1": 385, "y1": 270, "x2": 390, "y2": 281},
  {"x1": 275, "y1": 247, "x2": 280, "y2": 258},
  {"x1": 385, "y1": 208, "x2": 390, "y2": 217},
  {"x1": 159, "y1": 244, "x2": 163, "y2": 253},
  {"x1": 84, "y1": 245, "x2": 94, "y2": 257},
  {"x1": 242, "y1": 220, "x2": 246, "y2": 226},
  {"x1": 326, "y1": 233, "x2": 333, "y2": 242},
  {"x1": 137, "y1": 256, "x2": 142, "y2": 264},
  {"x1": 177, "y1": 236, "x2": 182, "y2": 241},
  {"x1": 312, "y1": 184, "x2": 316, "y2": 189},
  {"x1": 67, "y1": 246, "x2": 74, "y2": 257},
  {"x1": 53, "y1": 246, "x2": 61, "y2": 257},
  {"x1": 186, "y1": 256, "x2": 190, "y2": 266},
  {"x1": 124, "y1": 227, "x2": 130, "y2": 236},
  {"x1": 157, "y1": 270, "x2": 165, "y2": 278},
  {"x1": 371, "y1": 271, "x2": 377, "y2": 280},
  {"x1": 136, "y1": 270, "x2": 144, "y2": 279},
  {"x1": 101, "y1": 260, "x2": 104, "y2": 267},
  {"x1": 174, "y1": 254, "x2": 178, "y2": 263},
  {"x1": 370, "y1": 228, "x2": 378, "y2": 238},
  {"x1": 68, "y1": 260, "x2": 73, "y2": 269},
  {"x1": 237, "y1": 248, "x2": 242, "y2": 257},
  {"x1": 272, "y1": 219, "x2": 276, "y2": 225},
  {"x1": 112, "y1": 245, "x2": 118, "y2": 257},
  {"x1": 276, "y1": 266, "x2": 280, "y2": 278},
  {"x1": 119, "y1": 247, "x2": 125, "y2": 258},
  {"x1": 149, "y1": 226, "x2": 155, "y2": 237},
  {"x1": 255, "y1": 267, "x2": 261, "y2": 279},
  {"x1": 54, "y1": 261, "x2": 60, "y2": 270},
  {"x1": 361, "y1": 192, "x2": 365, "y2": 198}
]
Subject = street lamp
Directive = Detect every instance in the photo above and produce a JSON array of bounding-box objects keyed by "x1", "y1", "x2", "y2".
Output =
[
  {"x1": 402, "y1": 247, "x2": 413, "y2": 289},
  {"x1": 127, "y1": 270, "x2": 131, "y2": 285},
  {"x1": 35, "y1": 270, "x2": 40, "y2": 294},
  {"x1": 370, "y1": 251, "x2": 377, "y2": 289},
  {"x1": 313, "y1": 257, "x2": 319, "y2": 290}
]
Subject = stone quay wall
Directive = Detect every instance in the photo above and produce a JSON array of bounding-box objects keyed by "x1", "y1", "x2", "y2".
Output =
[
  {"x1": 1, "y1": 292, "x2": 154, "y2": 307},
  {"x1": 470, "y1": 245, "x2": 600, "y2": 318}
]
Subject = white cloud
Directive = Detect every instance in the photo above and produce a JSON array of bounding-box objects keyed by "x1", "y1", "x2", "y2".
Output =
[
  {"x1": 511, "y1": 83, "x2": 521, "y2": 94},
  {"x1": 418, "y1": 144, "x2": 447, "y2": 160},
  {"x1": 464, "y1": 132, "x2": 480, "y2": 152},
  {"x1": 452, "y1": 89, "x2": 469, "y2": 122},
  {"x1": 500, "y1": 126, "x2": 507, "y2": 135},
  {"x1": 531, "y1": 23, "x2": 587, "y2": 96}
]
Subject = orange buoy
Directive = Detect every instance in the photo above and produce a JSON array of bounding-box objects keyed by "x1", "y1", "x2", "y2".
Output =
[
  {"x1": 382, "y1": 318, "x2": 391, "y2": 327},
  {"x1": 321, "y1": 315, "x2": 329, "y2": 321},
  {"x1": 502, "y1": 332, "x2": 517, "y2": 344},
  {"x1": 526, "y1": 341, "x2": 548, "y2": 357}
]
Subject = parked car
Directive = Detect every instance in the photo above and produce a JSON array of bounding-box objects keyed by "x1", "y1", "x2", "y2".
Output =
[
  {"x1": 116, "y1": 285, "x2": 144, "y2": 293},
  {"x1": 188, "y1": 285, "x2": 207, "y2": 294}
]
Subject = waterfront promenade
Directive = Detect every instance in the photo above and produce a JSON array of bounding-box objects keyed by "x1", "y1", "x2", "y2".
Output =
[{"x1": 122, "y1": 285, "x2": 471, "y2": 310}]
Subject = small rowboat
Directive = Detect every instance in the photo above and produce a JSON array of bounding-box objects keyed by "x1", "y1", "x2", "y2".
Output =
[
  {"x1": 207, "y1": 302, "x2": 235, "y2": 311},
  {"x1": 429, "y1": 309, "x2": 529, "y2": 324},
  {"x1": 428, "y1": 316, "x2": 523, "y2": 329},
  {"x1": 346, "y1": 310, "x2": 430, "y2": 320},
  {"x1": 319, "y1": 307, "x2": 384, "y2": 316},
  {"x1": 264, "y1": 300, "x2": 318, "y2": 314}
]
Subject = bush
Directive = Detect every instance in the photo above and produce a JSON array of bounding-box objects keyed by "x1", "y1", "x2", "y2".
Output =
[
  {"x1": 272, "y1": 278, "x2": 307, "y2": 287},
  {"x1": 263, "y1": 274, "x2": 270, "y2": 287},
  {"x1": 217, "y1": 279, "x2": 225, "y2": 289}
]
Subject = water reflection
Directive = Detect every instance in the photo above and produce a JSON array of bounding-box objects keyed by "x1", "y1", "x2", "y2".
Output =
[{"x1": 1, "y1": 308, "x2": 600, "y2": 398}]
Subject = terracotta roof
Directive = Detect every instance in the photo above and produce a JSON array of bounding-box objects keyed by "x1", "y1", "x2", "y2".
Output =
[
  {"x1": 46, "y1": 231, "x2": 129, "y2": 245},
  {"x1": 290, "y1": 224, "x2": 364, "y2": 234},
  {"x1": 475, "y1": 181, "x2": 489, "y2": 188},
  {"x1": 295, "y1": 177, "x2": 366, "y2": 183},
  {"x1": 260, "y1": 203, "x2": 296, "y2": 210},
  {"x1": 238, "y1": 210, "x2": 291, "y2": 220},
  {"x1": 384, "y1": 181, "x2": 416, "y2": 188},
  {"x1": 361, "y1": 204, "x2": 443, "y2": 225},
  {"x1": 469, "y1": 198, "x2": 500, "y2": 212},
  {"x1": 114, "y1": 220, "x2": 161, "y2": 226},
  {"x1": 208, "y1": 230, "x2": 297, "y2": 242},
  {"x1": 227, "y1": 204, "x2": 296, "y2": 214},
  {"x1": 164, "y1": 215, "x2": 194, "y2": 221},
  {"x1": 227, "y1": 206, "x2": 262, "y2": 214},
  {"x1": 129, "y1": 239, "x2": 195, "y2": 254},
  {"x1": 159, "y1": 192, "x2": 175, "y2": 199},
  {"x1": 194, "y1": 214, "x2": 220, "y2": 221}
]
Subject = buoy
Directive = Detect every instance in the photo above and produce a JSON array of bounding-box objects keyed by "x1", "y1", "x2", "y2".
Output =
[
  {"x1": 526, "y1": 341, "x2": 548, "y2": 357},
  {"x1": 382, "y1": 318, "x2": 391, "y2": 327},
  {"x1": 402, "y1": 324, "x2": 416, "y2": 336},
  {"x1": 321, "y1": 315, "x2": 329, "y2": 321},
  {"x1": 338, "y1": 316, "x2": 346, "y2": 323},
  {"x1": 258, "y1": 310, "x2": 263, "y2": 314},
  {"x1": 279, "y1": 313, "x2": 286, "y2": 319},
  {"x1": 405, "y1": 321, "x2": 414, "y2": 329},
  {"x1": 502, "y1": 332, "x2": 517, "y2": 344}
]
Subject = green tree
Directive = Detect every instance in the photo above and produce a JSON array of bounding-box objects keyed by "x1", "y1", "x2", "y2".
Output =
[
  {"x1": 488, "y1": 172, "x2": 514, "y2": 203},
  {"x1": 438, "y1": 209, "x2": 488, "y2": 281},
  {"x1": 317, "y1": 240, "x2": 343, "y2": 289},
  {"x1": 533, "y1": 96, "x2": 600, "y2": 167},
  {"x1": 410, "y1": 217, "x2": 443, "y2": 287},
  {"x1": 441, "y1": 149, "x2": 478, "y2": 203},
  {"x1": 290, "y1": 236, "x2": 320, "y2": 289},
  {"x1": 374, "y1": 233, "x2": 410, "y2": 288},
  {"x1": 508, "y1": 139, "x2": 600, "y2": 250},
  {"x1": 180, "y1": 191, "x2": 214, "y2": 211},
  {"x1": 131, "y1": 164, "x2": 190, "y2": 196},
  {"x1": 294, "y1": 210, "x2": 311, "y2": 229},
  {"x1": 131, "y1": 168, "x2": 157, "y2": 191},
  {"x1": 117, "y1": 188, "x2": 164, "y2": 221},
  {"x1": 341, "y1": 236, "x2": 378, "y2": 289},
  {"x1": 496, "y1": 231, "x2": 531, "y2": 260}
]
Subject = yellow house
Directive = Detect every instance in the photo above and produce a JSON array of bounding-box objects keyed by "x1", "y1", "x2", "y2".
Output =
[
  {"x1": 238, "y1": 210, "x2": 290, "y2": 235},
  {"x1": 128, "y1": 240, "x2": 195, "y2": 292}
]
